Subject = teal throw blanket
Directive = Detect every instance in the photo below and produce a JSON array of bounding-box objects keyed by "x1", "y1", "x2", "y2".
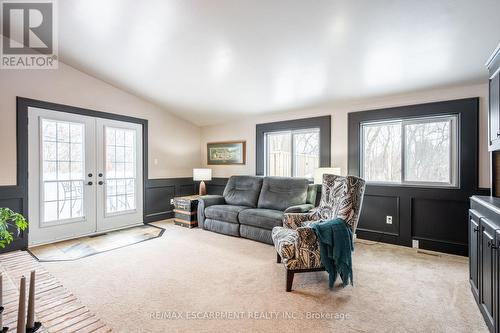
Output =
[{"x1": 311, "y1": 218, "x2": 354, "y2": 288}]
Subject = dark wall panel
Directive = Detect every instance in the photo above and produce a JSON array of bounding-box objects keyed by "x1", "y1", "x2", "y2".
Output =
[
  {"x1": 358, "y1": 195, "x2": 399, "y2": 236},
  {"x1": 145, "y1": 186, "x2": 175, "y2": 220},
  {"x1": 411, "y1": 198, "x2": 469, "y2": 245},
  {"x1": 144, "y1": 178, "x2": 194, "y2": 222},
  {"x1": 206, "y1": 178, "x2": 229, "y2": 195}
]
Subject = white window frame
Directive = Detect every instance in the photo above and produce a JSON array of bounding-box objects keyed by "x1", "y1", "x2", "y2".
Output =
[
  {"x1": 264, "y1": 127, "x2": 320, "y2": 178},
  {"x1": 360, "y1": 114, "x2": 459, "y2": 188}
]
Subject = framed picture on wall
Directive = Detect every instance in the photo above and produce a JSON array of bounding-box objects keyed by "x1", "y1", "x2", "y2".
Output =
[{"x1": 207, "y1": 141, "x2": 246, "y2": 165}]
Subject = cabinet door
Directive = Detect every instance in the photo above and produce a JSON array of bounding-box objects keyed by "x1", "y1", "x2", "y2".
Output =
[
  {"x1": 489, "y1": 73, "x2": 500, "y2": 149},
  {"x1": 470, "y1": 210, "x2": 481, "y2": 300},
  {"x1": 496, "y1": 229, "x2": 500, "y2": 333},
  {"x1": 480, "y1": 217, "x2": 497, "y2": 332}
]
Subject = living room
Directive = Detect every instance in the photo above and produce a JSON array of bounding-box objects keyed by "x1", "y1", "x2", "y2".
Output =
[{"x1": 0, "y1": 0, "x2": 499, "y2": 332}]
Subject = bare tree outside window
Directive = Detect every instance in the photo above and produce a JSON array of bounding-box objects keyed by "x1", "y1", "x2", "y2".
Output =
[
  {"x1": 404, "y1": 120, "x2": 451, "y2": 183},
  {"x1": 362, "y1": 121, "x2": 401, "y2": 182},
  {"x1": 361, "y1": 115, "x2": 457, "y2": 186},
  {"x1": 293, "y1": 130, "x2": 320, "y2": 178}
]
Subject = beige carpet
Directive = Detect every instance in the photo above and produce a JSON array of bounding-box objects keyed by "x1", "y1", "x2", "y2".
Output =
[{"x1": 39, "y1": 220, "x2": 487, "y2": 333}]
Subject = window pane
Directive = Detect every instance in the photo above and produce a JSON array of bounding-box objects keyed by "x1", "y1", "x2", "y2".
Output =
[
  {"x1": 362, "y1": 122, "x2": 402, "y2": 182},
  {"x1": 105, "y1": 126, "x2": 137, "y2": 214},
  {"x1": 41, "y1": 119, "x2": 85, "y2": 223},
  {"x1": 266, "y1": 132, "x2": 291, "y2": 177},
  {"x1": 293, "y1": 130, "x2": 319, "y2": 178},
  {"x1": 404, "y1": 120, "x2": 451, "y2": 183}
]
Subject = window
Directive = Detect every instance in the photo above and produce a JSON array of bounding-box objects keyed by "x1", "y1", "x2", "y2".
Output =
[
  {"x1": 265, "y1": 128, "x2": 320, "y2": 178},
  {"x1": 361, "y1": 114, "x2": 458, "y2": 186}
]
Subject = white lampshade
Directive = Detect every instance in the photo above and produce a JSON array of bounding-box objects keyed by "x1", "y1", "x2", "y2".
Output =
[
  {"x1": 193, "y1": 168, "x2": 212, "y2": 181},
  {"x1": 313, "y1": 167, "x2": 341, "y2": 184}
]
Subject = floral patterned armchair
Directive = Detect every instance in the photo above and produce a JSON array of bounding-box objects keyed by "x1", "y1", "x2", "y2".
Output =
[{"x1": 271, "y1": 174, "x2": 366, "y2": 291}]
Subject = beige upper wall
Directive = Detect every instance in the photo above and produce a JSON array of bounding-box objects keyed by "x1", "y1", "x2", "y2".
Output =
[
  {"x1": 201, "y1": 83, "x2": 490, "y2": 188},
  {"x1": 0, "y1": 62, "x2": 201, "y2": 186}
]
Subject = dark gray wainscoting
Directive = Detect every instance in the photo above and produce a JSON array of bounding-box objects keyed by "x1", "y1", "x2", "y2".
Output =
[
  {"x1": 355, "y1": 186, "x2": 489, "y2": 256},
  {"x1": 0, "y1": 186, "x2": 28, "y2": 253},
  {"x1": 144, "y1": 177, "x2": 229, "y2": 222}
]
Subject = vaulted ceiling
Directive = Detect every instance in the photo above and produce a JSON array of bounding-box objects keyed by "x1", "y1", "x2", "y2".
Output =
[{"x1": 59, "y1": 0, "x2": 500, "y2": 126}]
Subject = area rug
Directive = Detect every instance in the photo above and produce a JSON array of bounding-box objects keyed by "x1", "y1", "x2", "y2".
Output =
[{"x1": 29, "y1": 224, "x2": 164, "y2": 262}]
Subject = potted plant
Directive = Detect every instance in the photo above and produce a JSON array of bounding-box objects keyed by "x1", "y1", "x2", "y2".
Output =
[{"x1": 0, "y1": 208, "x2": 28, "y2": 248}]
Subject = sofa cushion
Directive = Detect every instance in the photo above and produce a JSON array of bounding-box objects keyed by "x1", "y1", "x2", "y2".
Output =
[
  {"x1": 223, "y1": 176, "x2": 263, "y2": 207},
  {"x1": 204, "y1": 219, "x2": 240, "y2": 236},
  {"x1": 257, "y1": 177, "x2": 309, "y2": 211},
  {"x1": 240, "y1": 224, "x2": 273, "y2": 244},
  {"x1": 204, "y1": 205, "x2": 250, "y2": 224},
  {"x1": 238, "y1": 208, "x2": 284, "y2": 230}
]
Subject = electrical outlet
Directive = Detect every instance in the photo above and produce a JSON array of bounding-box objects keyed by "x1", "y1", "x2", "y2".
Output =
[
  {"x1": 412, "y1": 239, "x2": 419, "y2": 249},
  {"x1": 386, "y1": 216, "x2": 393, "y2": 224},
  {"x1": 170, "y1": 198, "x2": 174, "y2": 205}
]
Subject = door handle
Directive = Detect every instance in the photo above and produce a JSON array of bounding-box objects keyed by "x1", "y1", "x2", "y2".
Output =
[
  {"x1": 488, "y1": 241, "x2": 498, "y2": 250},
  {"x1": 98, "y1": 181, "x2": 104, "y2": 185},
  {"x1": 473, "y1": 227, "x2": 479, "y2": 232},
  {"x1": 87, "y1": 181, "x2": 93, "y2": 186}
]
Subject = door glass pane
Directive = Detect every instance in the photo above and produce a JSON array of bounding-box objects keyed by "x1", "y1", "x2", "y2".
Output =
[
  {"x1": 266, "y1": 132, "x2": 291, "y2": 177},
  {"x1": 105, "y1": 127, "x2": 136, "y2": 214},
  {"x1": 361, "y1": 121, "x2": 402, "y2": 182},
  {"x1": 404, "y1": 119, "x2": 452, "y2": 183},
  {"x1": 41, "y1": 119, "x2": 85, "y2": 223},
  {"x1": 293, "y1": 129, "x2": 320, "y2": 178}
]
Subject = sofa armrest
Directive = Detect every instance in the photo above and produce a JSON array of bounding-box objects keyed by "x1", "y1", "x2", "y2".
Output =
[
  {"x1": 197, "y1": 195, "x2": 225, "y2": 229},
  {"x1": 272, "y1": 225, "x2": 321, "y2": 270},
  {"x1": 284, "y1": 204, "x2": 315, "y2": 214},
  {"x1": 282, "y1": 210, "x2": 320, "y2": 229},
  {"x1": 272, "y1": 227, "x2": 299, "y2": 261}
]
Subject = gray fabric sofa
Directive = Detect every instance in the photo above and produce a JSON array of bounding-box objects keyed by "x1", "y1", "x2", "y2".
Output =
[{"x1": 197, "y1": 175, "x2": 317, "y2": 244}]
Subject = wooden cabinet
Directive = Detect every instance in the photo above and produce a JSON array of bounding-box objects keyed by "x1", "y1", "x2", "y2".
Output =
[
  {"x1": 470, "y1": 196, "x2": 500, "y2": 333},
  {"x1": 488, "y1": 45, "x2": 500, "y2": 151}
]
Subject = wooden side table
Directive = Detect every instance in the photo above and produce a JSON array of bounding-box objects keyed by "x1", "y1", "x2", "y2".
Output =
[{"x1": 173, "y1": 195, "x2": 200, "y2": 228}]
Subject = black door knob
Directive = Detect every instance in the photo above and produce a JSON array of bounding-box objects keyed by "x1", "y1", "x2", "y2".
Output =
[
  {"x1": 88, "y1": 173, "x2": 93, "y2": 177},
  {"x1": 87, "y1": 181, "x2": 93, "y2": 186},
  {"x1": 98, "y1": 173, "x2": 103, "y2": 177},
  {"x1": 98, "y1": 181, "x2": 104, "y2": 185}
]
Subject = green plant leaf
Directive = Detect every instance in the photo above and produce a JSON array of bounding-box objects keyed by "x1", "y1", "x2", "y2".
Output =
[{"x1": 0, "y1": 208, "x2": 28, "y2": 248}]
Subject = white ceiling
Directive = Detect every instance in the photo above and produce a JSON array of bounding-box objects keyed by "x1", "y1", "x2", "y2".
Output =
[{"x1": 59, "y1": 0, "x2": 500, "y2": 126}]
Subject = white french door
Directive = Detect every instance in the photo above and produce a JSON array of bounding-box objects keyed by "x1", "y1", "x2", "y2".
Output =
[
  {"x1": 96, "y1": 118, "x2": 143, "y2": 231},
  {"x1": 28, "y1": 107, "x2": 143, "y2": 246}
]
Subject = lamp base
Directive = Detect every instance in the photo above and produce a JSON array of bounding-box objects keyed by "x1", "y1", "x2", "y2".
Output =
[{"x1": 199, "y1": 181, "x2": 207, "y2": 196}]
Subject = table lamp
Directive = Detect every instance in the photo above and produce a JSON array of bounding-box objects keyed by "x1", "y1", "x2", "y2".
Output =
[
  {"x1": 313, "y1": 167, "x2": 342, "y2": 185},
  {"x1": 193, "y1": 168, "x2": 212, "y2": 196}
]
